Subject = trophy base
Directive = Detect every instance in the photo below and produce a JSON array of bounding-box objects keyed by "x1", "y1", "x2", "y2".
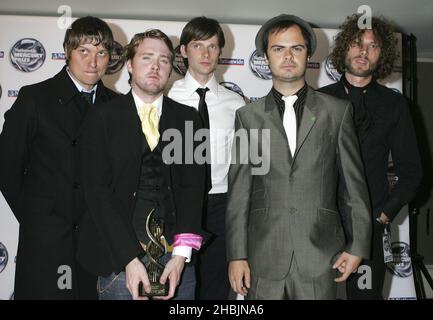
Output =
[{"x1": 139, "y1": 281, "x2": 169, "y2": 297}]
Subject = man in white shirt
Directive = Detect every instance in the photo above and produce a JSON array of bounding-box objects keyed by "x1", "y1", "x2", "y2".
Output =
[{"x1": 168, "y1": 16, "x2": 245, "y2": 300}]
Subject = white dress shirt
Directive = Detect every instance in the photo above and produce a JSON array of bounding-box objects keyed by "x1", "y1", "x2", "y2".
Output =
[
  {"x1": 167, "y1": 71, "x2": 245, "y2": 194},
  {"x1": 131, "y1": 89, "x2": 163, "y2": 116}
]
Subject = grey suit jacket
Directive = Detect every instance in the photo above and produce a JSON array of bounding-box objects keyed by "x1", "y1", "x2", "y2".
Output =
[{"x1": 226, "y1": 87, "x2": 371, "y2": 280}]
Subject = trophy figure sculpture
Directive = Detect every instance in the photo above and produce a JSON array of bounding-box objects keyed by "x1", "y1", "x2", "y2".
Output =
[{"x1": 140, "y1": 208, "x2": 168, "y2": 297}]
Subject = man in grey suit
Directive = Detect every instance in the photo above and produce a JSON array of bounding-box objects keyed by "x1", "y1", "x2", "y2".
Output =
[{"x1": 226, "y1": 14, "x2": 372, "y2": 300}]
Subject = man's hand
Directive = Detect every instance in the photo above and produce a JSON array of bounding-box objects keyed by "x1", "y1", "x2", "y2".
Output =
[
  {"x1": 228, "y1": 260, "x2": 250, "y2": 296},
  {"x1": 377, "y1": 212, "x2": 390, "y2": 224},
  {"x1": 154, "y1": 255, "x2": 186, "y2": 300},
  {"x1": 333, "y1": 252, "x2": 363, "y2": 282},
  {"x1": 125, "y1": 257, "x2": 150, "y2": 300}
]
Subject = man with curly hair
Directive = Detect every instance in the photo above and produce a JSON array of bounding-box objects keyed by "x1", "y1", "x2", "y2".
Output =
[{"x1": 319, "y1": 14, "x2": 422, "y2": 299}]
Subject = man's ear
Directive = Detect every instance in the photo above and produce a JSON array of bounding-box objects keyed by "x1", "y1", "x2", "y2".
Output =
[
  {"x1": 180, "y1": 44, "x2": 188, "y2": 58},
  {"x1": 126, "y1": 59, "x2": 132, "y2": 74}
]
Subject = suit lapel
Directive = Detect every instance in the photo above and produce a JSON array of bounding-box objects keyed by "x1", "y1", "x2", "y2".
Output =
[
  {"x1": 292, "y1": 87, "x2": 318, "y2": 162},
  {"x1": 159, "y1": 96, "x2": 173, "y2": 186},
  {"x1": 124, "y1": 91, "x2": 147, "y2": 154},
  {"x1": 52, "y1": 67, "x2": 82, "y2": 139},
  {"x1": 158, "y1": 97, "x2": 170, "y2": 152}
]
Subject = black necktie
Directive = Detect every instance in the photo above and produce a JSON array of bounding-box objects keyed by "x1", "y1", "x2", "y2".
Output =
[
  {"x1": 196, "y1": 88, "x2": 210, "y2": 129},
  {"x1": 196, "y1": 87, "x2": 212, "y2": 192},
  {"x1": 80, "y1": 91, "x2": 94, "y2": 105}
]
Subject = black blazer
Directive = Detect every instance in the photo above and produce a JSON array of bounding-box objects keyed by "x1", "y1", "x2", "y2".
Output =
[
  {"x1": 78, "y1": 92, "x2": 206, "y2": 276},
  {"x1": 0, "y1": 66, "x2": 118, "y2": 298}
]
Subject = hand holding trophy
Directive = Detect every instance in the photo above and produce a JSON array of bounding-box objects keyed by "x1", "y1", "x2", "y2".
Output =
[{"x1": 140, "y1": 208, "x2": 169, "y2": 297}]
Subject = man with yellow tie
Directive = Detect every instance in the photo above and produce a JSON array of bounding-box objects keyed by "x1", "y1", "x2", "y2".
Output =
[{"x1": 80, "y1": 29, "x2": 206, "y2": 300}]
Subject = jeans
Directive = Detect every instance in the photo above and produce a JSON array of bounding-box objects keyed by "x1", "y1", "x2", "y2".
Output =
[{"x1": 98, "y1": 253, "x2": 196, "y2": 300}]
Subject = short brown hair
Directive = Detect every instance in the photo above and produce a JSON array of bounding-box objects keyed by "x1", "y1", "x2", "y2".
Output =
[
  {"x1": 123, "y1": 29, "x2": 174, "y2": 63},
  {"x1": 180, "y1": 16, "x2": 225, "y2": 68},
  {"x1": 180, "y1": 16, "x2": 225, "y2": 49},
  {"x1": 123, "y1": 29, "x2": 174, "y2": 84},
  {"x1": 63, "y1": 16, "x2": 114, "y2": 63},
  {"x1": 330, "y1": 14, "x2": 398, "y2": 80}
]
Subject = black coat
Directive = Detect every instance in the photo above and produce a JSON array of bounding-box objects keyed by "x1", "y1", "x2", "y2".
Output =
[
  {"x1": 0, "y1": 66, "x2": 118, "y2": 299},
  {"x1": 78, "y1": 92, "x2": 206, "y2": 277},
  {"x1": 318, "y1": 81, "x2": 422, "y2": 221}
]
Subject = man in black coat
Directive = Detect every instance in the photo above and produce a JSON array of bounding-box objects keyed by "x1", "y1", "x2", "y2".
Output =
[
  {"x1": 0, "y1": 16, "x2": 118, "y2": 299},
  {"x1": 80, "y1": 29, "x2": 206, "y2": 300},
  {"x1": 318, "y1": 14, "x2": 422, "y2": 299}
]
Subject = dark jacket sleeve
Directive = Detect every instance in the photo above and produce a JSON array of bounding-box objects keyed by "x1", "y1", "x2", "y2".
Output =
[
  {"x1": 383, "y1": 97, "x2": 422, "y2": 221},
  {"x1": 172, "y1": 108, "x2": 208, "y2": 239},
  {"x1": 0, "y1": 86, "x2": 37, "y2": 222},
  {"x1": 81, "y1": 105, "x2": 142, "y2": 274}
]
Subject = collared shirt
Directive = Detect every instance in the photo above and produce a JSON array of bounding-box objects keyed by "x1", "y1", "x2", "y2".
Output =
[
  {"x1": 66, "y1": 67, "x2": 98, "y2": 103},
  {"x1": 167, "y1": 71, "x2": 245, "y2": 194},
  {"x1": 131, "y1": 89, "x2": 163, "y2": 117},
  {"x1": 272, "y1": 83, "x2": 308, "y2": 129}
]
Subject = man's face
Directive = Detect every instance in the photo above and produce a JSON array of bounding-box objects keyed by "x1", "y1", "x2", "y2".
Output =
[
  {"x1": 67, "y1": 40, "x2": 110, "y2": 90},
  {"x1": 344, "y1": 29, "x2": 381, "y2": 78},
  {"x1": 181, "y1": 35, "x2": 220, "y2": 79},
  {"x1": 127, "y1": 38, "x2": 172, "y2": 98},
  {"x1": 265, "y1": 25, "x2": 308, "y2": 86}
]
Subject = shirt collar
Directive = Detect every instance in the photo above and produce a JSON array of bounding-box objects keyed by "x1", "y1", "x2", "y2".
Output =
[
  {"x1": 131, "y1": 89, "x2": 163, "y2": 117},
  {"x1": 66, "y1": 67, "x2": 98, "y2": 94},
  {"x1": 184, "y1": 71, "x2": 219, "y2": 97}
]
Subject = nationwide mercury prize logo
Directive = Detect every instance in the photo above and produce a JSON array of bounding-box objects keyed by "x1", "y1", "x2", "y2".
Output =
[
  {"x1": 386, "y1": 241, "x2": 413, "y2": 278},
  {"x1": 324, "y1": 55, "x2": 341, "y2": 82},
  {"x1": 249, "y1": 50, "x2": 272, "y2": 80},
  {"x1": 0, "y1": 242, "x2": 8, "y2": 273},
  {"x1": 106, "y1": 41, "x2": 125, "y2": 75},
  {"x1": 10, "y1": 38, "x2": 46, "y2": 72},
  {"x1": 173, "y1": 45, "x2": 187, "y2": 76},
  {"x1": 220, "y1": 82, "x2": 244, "y2": 97}
]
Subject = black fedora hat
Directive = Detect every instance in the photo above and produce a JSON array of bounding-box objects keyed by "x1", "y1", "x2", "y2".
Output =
[{"x1": 255, "y1": 14, "x2": 317, "y2": 57}]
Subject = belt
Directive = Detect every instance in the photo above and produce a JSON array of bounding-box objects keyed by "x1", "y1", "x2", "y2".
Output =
[{"x1": 140, "y1": 236, "x2": 173, "y2": 253}]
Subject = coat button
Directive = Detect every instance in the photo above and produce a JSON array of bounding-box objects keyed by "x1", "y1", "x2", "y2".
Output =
[
  {"x1": 73, "y1": 182, "x2": 80, "y2": 189},
  {"x1": 289, "y1": 207, "x2": 297, "y2": 214},
  {"x1": 73, "y1": 224, "x2": 79, "y2": 231},
  {"x1": 72, "y1": 139, "x2": 78, "y2": 146}
]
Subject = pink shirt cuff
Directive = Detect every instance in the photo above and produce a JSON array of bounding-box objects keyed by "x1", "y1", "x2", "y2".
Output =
[{"x1": 173, "y1": 233, "x2": 203, "y2": 251}]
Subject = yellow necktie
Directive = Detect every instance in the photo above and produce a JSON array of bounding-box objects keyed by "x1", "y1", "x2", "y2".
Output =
[{"x1": 138, "y1": 104, "x2": 160, "y2": 151}]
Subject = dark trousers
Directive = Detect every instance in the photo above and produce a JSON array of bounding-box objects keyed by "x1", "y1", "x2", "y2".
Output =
[
  {"x1": 346, "y1": 220, "x2": 387, "y2": 299},
  {"x1": 197, "y1": 193, "x2": 230, "y2": 300}
]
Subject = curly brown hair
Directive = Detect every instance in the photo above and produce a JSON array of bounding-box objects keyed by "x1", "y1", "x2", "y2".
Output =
[{"x1": 330, "y1": 14, "x2": 398, "y2": 80}]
